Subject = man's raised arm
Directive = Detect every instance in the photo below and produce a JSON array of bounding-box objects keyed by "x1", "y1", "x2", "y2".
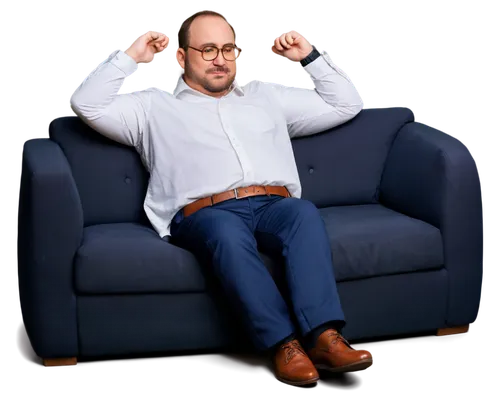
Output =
[
  {"x1": 264, "y1": 30, "x2": 363, "y2": 139},
  {"x1": 69, "y1": 31, "x2": 169, "y2": 147}
]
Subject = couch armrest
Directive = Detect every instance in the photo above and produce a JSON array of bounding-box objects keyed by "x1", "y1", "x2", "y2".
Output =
[
  {"x1": 379, "y1": 122, "x2": 483, "y2": 327},
  {"x1": 18, "y1": 139, "x2": 83, "y2": 359}
]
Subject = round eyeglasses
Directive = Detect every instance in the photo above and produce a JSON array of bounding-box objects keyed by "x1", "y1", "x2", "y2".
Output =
[{"x1": 187, "y1": 45, "x2": 242, "y2": 61}]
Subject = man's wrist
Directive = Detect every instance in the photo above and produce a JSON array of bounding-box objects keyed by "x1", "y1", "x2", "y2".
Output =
[
  {"x1": 300, "y1": 45, "x2": 320, "y2": 66},
  {"x1": 125, "y1": 48, "x2": 140, "y2": 64}
]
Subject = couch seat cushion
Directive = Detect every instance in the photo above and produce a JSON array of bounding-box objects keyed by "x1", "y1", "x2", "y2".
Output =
[
  {"x1": 319, "y1": 204, "x2": 443, "y2": 281},
  {"x1": 74, "y1": 204, "x2": 443, "y2": 294},
  {"x1": 74, "y1": 223, "x2": 211, "y2": 294}
]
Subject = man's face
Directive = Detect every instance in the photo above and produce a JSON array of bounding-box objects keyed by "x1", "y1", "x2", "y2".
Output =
[{"x1": 177, "y1": 16, "x2": 237, "y2": 98}]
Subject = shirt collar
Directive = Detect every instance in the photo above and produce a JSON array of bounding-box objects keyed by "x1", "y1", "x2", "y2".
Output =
[{"x1": 173, "y1": 74, "x2": 244, "y2": 98}]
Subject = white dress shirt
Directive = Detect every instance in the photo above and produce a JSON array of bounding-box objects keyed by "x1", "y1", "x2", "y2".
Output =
[{"x1": 70, "y1": 47, "x2": 363, "y2": 238}]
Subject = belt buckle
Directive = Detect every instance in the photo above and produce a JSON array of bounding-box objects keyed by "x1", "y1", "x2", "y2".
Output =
[{"x1": 233, "y1": 188, "x2": 240, "y2": 199}]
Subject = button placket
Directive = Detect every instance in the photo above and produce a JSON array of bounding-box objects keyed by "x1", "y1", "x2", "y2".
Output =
[{"x1": 219, "y1": 100, "x2": 252, "y2": 180}]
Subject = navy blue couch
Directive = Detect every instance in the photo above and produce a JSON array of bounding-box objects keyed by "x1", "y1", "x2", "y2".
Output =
[{"x1": 18, "y1": 107, "x2": 483, "y2": 366}]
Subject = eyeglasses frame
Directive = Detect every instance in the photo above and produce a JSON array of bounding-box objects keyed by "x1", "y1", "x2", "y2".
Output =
[{"x1": 188, "y1": 44, "x2": 243, "y2": 62}]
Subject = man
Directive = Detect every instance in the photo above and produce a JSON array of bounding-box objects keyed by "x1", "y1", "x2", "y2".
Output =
[{"x1": 70, "y1": 10, "x2": 372, "y2": 387}]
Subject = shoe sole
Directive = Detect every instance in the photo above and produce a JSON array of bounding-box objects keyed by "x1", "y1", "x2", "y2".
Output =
[
  {"x1": 315, "y1": 357, "x2": 373, "y2": 373},
  {"x1": 276, "y1": 374, "x2": 319, "y2": 386}
]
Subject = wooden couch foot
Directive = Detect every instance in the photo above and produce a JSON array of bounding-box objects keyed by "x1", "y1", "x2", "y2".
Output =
[
  {"x1": 42, "y1": 357, "x2": 77, "y2": 366},
  {"x1": 16, "y1": 325, "x2": 81, "y2": 368},
  {"x1": 436, "y1": 324, "x2": 469, "y2": 336}
]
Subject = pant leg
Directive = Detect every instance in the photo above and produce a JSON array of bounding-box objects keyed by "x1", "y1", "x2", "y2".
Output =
[
  {"x1": 253, "y1": 196, "x2": 346, "y2": 338},
  {"x1": 169, "y1": 199, "x2": 297, "y2": 352}
]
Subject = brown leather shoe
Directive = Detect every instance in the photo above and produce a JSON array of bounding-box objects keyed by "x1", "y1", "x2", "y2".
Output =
[
  {"x1": 272, "y1": 339, "x2": 319, "y2": 386},
  {"x1": 307, "y1": 329, "x2": 373, "y2": 373}
]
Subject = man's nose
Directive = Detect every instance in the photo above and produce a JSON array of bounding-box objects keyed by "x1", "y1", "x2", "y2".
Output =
[{"x1": 213, "y1": 50, "x2": 226, "y2": 65}]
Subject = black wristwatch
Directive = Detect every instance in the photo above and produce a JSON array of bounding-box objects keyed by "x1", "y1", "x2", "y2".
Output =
[{"x1": 300, "y1": 45, "x2": 321, "y2": 66}]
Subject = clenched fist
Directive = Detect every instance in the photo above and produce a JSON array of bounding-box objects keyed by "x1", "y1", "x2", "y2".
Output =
[
  {"x1": 271, "y1": 31, "x2": 313, "y2": 62},
  {"x1": 125, "y1": 31, "x2": 169, "y2": 64}
]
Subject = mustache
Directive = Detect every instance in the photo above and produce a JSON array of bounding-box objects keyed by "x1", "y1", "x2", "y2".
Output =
[{"x1": 208, "y1": 67, "x2": 229, "y2": 73}]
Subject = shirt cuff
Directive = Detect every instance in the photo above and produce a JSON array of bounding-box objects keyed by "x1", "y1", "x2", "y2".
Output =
[
  {"x1": 108, "y1": 49, "x2": 139, "y2": 76},
  {"x1": 302, "y1": 49, "x2": 353, "y2": 83}
]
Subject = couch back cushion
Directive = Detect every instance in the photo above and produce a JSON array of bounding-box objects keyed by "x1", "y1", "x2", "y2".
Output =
[
  {"x1": 50, "y1": 107, "x2": 413, "y2": 226},
  {"x1": 290, "y1": 107, "x2": 414, "y2": 207},
  {"x1": 50, "y1": 117, "x2": 152, "y2": 228}
]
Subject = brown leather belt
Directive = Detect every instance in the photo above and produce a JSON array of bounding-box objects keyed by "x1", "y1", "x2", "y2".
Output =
[{"x1": 182, "y1": 185, "x2": 291, "y2": 218}]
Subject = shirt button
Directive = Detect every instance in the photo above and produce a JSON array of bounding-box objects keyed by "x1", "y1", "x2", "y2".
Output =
[{"x1": 309, "y1": 168, "x2": 314, "y2": 174}]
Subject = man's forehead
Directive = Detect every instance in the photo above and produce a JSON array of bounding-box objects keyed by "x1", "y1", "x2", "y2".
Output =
[
  {"x1": 190, "y1": 17, "x2": 234, "y2": 47},
  {"x1": 198, "y1": 41, "x2": 235, "y2": 47}
]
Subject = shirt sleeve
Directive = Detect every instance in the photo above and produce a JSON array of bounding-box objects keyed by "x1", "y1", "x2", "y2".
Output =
[
  {"x1": 69, "y1": 49, "x2": 154, "y2": 148},
  {"x1": 263, "y1": 49, "x2": 364, "y2": 139}
]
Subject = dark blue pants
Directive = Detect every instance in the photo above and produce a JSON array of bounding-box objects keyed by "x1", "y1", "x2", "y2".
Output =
[{"x1": 166, "y1": 193, "x2": 346, "y2": 352}]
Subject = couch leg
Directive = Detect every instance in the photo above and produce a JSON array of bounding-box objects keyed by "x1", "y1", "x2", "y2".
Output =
[
  {"x1": 16, "y1": 323, "x2": 81, "y2": 368},
  {"x1": 436, "y1": 324, "x2": 469, "y2": 336},
  {"x1": 42, "y1": 357, "x2": 77, "y2": 366}
]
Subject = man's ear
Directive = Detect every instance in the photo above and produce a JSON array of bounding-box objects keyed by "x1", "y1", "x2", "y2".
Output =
[{"x1": 176, "y1": 48, "x2": 186, "y2": 69}]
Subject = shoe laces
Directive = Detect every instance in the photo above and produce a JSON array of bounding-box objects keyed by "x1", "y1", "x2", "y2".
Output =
[
  {"x1": 326, "y1": 330, "x2": 351, "y2": 347},
  {"x1": 280, "y1": 340, "x2": 306, "y2": 364},
  {"x1": 327, "y1": 331, "x2": 352, "y2": 348}
]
